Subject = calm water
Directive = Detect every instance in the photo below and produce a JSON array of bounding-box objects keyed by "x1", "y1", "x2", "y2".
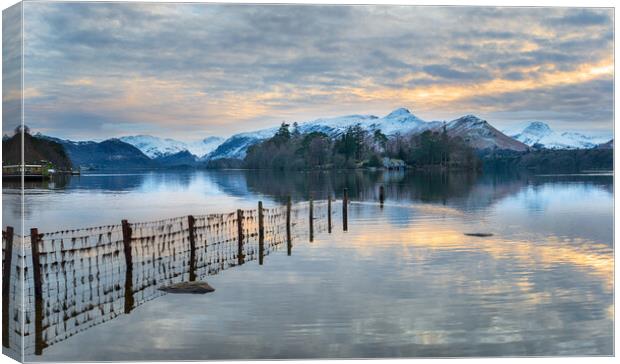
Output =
[{"x1": 2, "y1": 169, "x2": 614, "y2": 359}]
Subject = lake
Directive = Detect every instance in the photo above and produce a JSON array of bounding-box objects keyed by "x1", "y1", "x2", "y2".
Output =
[{"x1": 1, "y1": 169, "x2": 614, "y2": 359}]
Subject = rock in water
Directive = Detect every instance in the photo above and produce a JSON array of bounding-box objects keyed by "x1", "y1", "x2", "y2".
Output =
[
  {"x1": 158, "y1": 281, "x2": 215, "y2": 294},
  {"x1": 464, "y1": 233, "x2": 494, "y2": 237}
]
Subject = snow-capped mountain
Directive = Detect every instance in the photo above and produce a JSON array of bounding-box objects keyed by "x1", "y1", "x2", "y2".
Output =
[
  {"x1": 207, "y1": 108, "x2": 442, "y2": 160},
  {"x1": 446, "y1": 115, "x2": 529, "y2": 152},
  {"x1": 119, "y1": 135, "x2": 224, "y2": 159},
  {"x1": 33, "y1": 133, "x2": 157, "y2": 169},
  {"x1": 511, "y1": 122, "x2": 607, "y2": 149},
  {"x1": 203, "y1": 130, "x2": 277, "y2": 161},
  {"x1": 294, "y1": 108, "x2": 441, "y2": 137}
]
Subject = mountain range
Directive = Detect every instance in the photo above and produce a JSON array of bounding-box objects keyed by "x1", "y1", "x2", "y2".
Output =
[
  {"x1": 11, "y1": 108, "x2": 610, "y2": 169},
  {"x1": 119, "y1": 135, "x2": 223, "y2": 159}
]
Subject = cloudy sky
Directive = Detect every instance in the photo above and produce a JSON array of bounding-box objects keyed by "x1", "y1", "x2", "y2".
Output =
[{"x1": 3, "y1": 2, "x2": 614, "y2": 140}]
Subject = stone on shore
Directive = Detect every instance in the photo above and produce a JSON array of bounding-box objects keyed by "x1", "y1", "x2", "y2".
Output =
[
  {"x1": 464, "y1": 233, "x2": 494, "y2": 237},
  {"x1": 158, "y1": 281, "x2": 215, "y2": 294}
]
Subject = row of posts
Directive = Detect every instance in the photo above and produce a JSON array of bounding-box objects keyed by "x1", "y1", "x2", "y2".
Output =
[{"x1": 2, "y1": 185, "x2": 387, "y2": 354}]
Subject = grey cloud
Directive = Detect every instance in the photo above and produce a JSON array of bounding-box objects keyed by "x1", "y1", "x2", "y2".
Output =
[
  {"x1": 466, "y1": 78, "x2": 613, "y2": 131},
  {"x1": 17, "y1": 3, "x2": 614, "y2": 139},
  {"x1": 551, "y1": 9, "x2": 611, "y2": 26},
  {"x1": 422, "y1": 64, "x2": 490, "y2": 81}
]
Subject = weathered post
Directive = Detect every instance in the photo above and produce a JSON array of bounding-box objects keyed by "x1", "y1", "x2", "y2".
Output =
[
  {"x1": 286, "y1": 197, "x2": 292, "y2": 256},
  {"x1": 121, "y1": 220, "x2": 134, "y2": 314},
  {"x1": 258, "y1": 201, "x2": 264, "y2": 265},
  {"x1": 379, "y1": 185, "x2": 385, "y2": 208},
  {"x1": 187, "y1": 215, "x2": 196, "y2": 281},
  {"x1": 237, "y1": 209, "x2": 245, "y2": 265},
  {"x1": 327, "y1": 196, "x2": 332, "y2": 233},
  {"x1": 30, "y1": 228, "x2": 44, "y2": 355},
  {"x1": 343, "y1": 188, "x2": 348, "y2": 231},
  {"x1": 2, "y1": 227, "x2": 14, "y2": 348},
  {"x1": 309, "y1": 194, "x2": 314, "y2": 242}
]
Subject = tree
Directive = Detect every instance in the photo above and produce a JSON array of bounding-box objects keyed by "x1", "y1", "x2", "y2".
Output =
[
  {"x1": 373, "y1": 129, "x2": 388, "y2": 151},
  {"x1": 272, "y1": 122, "x2": 291, "y2": 146},
  {"x1": 291, "y1": 122, "x2": 301, "y2": 138},
  {"x1": 14, "y1": 125, "x2": 30, "y2": 136}
]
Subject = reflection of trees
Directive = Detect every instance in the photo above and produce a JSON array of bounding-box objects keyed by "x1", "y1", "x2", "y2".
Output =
[
  {"x1": 242, "y1": 169, "x2": 485, "y2": 205},
  {"x1": 242, "y1": 169, "x2": 386, "y2": 203},
  {"x1": 2, "y1": 175, "x2": 72, "y2": 190}
]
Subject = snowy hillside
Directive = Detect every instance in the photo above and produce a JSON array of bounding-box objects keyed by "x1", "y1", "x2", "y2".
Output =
[
  {"x1": 293, "y1": 108, "x2": 441, "y2": 137},
  {"x1": 446, "y1": 115, "x2": 528, "y2": 151},
  {"x1": 119, "y1": 135, "x2": 223, "y2": 158},
  {"x1": 207, "y1": 108, "x2": 441, "y2": 160},
  {"x1": 511, "y1": 122, "x2": 607, "y2": 149},
  {"x1": 202, "y1": 129, "x2": 277, "y2": 161}
]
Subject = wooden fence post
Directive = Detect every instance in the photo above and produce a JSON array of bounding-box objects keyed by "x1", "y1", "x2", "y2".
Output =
[
  {"x1": 327, "y1": 196, "x2": 332, "y2": 233},
  {"x1": 379, "y1": 185, "x2": 385, "y2": 207},
  {"x1": 258, "y1": 201, "x2": 264, "y2": 265},
  {"x1": 286, "y1": 197, "x2": 292, "y2": 256},
  {"x1": 343, "y1": 188, "x2": 348, "y2": 231},
  {"x1": 187, "y1": 215, "x2": 196, "y2": 281},
  {"x1": 309, "y1": 194, "x2": 314, "y2": 242},
  {"x1": 121, "y1": 220, "x2": 134, "y2": 314},
  {"x1": 30, "y1": 228, "x2": 44, "y2": 355},
  {"x1": 237, "y1": 209, "x2": 245, "y2": 265},
  {"x1": 2, "y1": 226, "x2": 14, "y2": 348}
]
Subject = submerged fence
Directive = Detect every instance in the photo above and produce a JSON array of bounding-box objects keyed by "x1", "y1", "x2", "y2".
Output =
[{"x1": 1, "y1": 191, "x2": 357, "y2": 357}]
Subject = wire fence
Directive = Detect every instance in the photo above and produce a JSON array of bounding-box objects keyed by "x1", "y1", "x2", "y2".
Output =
[{"x1": 2, "y1": 197, "x2": 340, "y2": 356}]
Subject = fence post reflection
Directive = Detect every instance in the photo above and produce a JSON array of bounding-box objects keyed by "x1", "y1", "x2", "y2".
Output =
[
  {"x1": 3, "y1": 198, "x2": 339, "y2": 356},
  {"x1": 343, "y1": 188, "x2": 348, "y2": 231},
  {"x1": 327, "y1": 196, "x2": 332, "y2": 233},
  {"x1": 30, "y1": 228, "x2": 44, "y2": 355},
  {"x1": 258, "y1": 201, "x2": 264, "y2": 265},
  {"x1": 309, "y1": 194, "x2": 314, "y2": 242},
  {"x1": 2, "y1": 226, "x2": 13, "y2": 348},
  {"x1": 121, "y1": 220, "x2": 134, "y2": 314},
  {"x1": 188, "y1": 215, "x2": 197, "y2": 281},
  {"x1": 237, "y1": 209, "x2": 245, "y2": 265},
  {"x1": 286, "y1": 197, "x2": 292, "y2": 256}
]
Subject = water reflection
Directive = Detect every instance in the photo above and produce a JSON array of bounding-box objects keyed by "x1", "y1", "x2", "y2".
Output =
[
  {"x1": 0, "y1": 169, "x2": 613, "y2": 359},
  {"x1": 2, "y1": 201, "x2": 331, "y2": 359},
  {"x1": 6, "y1": 169, "x2": 611, "y2": 232}
]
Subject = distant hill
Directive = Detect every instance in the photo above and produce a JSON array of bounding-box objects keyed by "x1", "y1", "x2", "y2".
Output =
[
  {"x1": 510, "y1": 121, "x2": 607, "y2": 149},
  {"x1": 38, "y1": 135, "x2": 156, "y2": 170},
  {"x1": 152, "y1": 150, "x2": 200, "y2": 168},
  {"x1": 596, "y1": 139, "x2": 614, "y2": 149},
  {"x1": 446, "y1": 115, "x2": 529, "y2": 152},
  {"x1": 119, "y1": 135, "x2": 223, "y2": 159},
  {"x1": 2, "y1": 132, "x2": 73, "y2": 170}
]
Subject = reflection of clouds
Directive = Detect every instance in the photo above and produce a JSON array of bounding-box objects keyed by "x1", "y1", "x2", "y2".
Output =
[
  {"x1": 14, "y1": 171, "x2": 614, "y2": 360},
  {"x1": 37, "y1": 196, "x2": 613, "y2": 360},
  {"x1": 346, "y1": 206, "x2": 613, "y2": 292}
]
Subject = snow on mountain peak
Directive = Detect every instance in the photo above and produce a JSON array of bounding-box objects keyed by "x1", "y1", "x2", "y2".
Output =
[
  {"x1": 119, "y1": 135, "x2": 224, "y2": 159},
  {"x1": 512, "y1": 122, "x2": 605, "y2": 149},
  {"x1": 385, "y1": 107, "x2": 412, "y2": 118},
  {"x1": 522, "y1": 121, "x2": 552, "y2": 137},
  {"x1": 460, "y1": 114, "x2": 486, "y2": 123}
]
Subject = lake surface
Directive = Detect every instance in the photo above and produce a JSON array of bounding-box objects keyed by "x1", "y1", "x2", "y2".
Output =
[{"x1": 2, "y1": 169, "x2": 614, "y2": 359}]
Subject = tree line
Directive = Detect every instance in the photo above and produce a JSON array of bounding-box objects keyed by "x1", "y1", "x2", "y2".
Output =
[{"x1": 243, "y1": 122, "x2": 481, "y2": 171}]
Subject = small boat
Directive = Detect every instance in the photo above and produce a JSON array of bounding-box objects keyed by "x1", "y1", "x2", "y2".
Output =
[{"x1": 2, "y1": 164, "x2": 52, "y2": 180}]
